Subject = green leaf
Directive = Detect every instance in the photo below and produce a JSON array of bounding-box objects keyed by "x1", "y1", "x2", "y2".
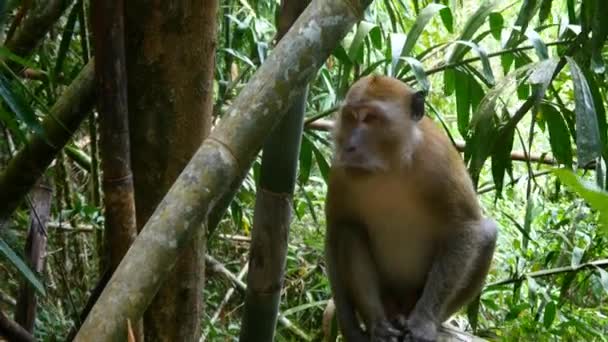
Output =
[
  {"x1": 0, "y1": 238, "x2": 46, "y2": 295},
  {"x1": 443, "y1": 68, "x2": 455, "y2": 96},
  {"x1": 543, "y1": 301, "x2": 557, "y2": 328},
  {"x1": 489, "y1": 12, "x2": 503, "y2": 40},
  {"x1": 553, "y1": 168, "x2": 608, "y2": 232},
  {"x1": 439, "y1": 6, "x2": 454, "y2": 33},
  {"x1": 539, "y1": 0, "x2": 553, "y2": 23},
  {"x1": 515, "y1": 55, "x2": 531, "y2": 99},
  {"x1": 501, "y1": 53, "x2": 514, "y2": 74},
  {"x1": 541, "y1": 103, "x2": 573, "y2": 167},
  {"x1": 596, "y1": 267, "x2": 608, "y2": 294},
  {"x1": 299, "y1": 135, "x2": 313, "y2": 184},
  {"x1": 389, "y1": 33, "x2": 407, "y2": 75},
  {"x1": 0, "y1": 73, "x2": 44, "y2": 137},
  {"x1": 447, "y1": 0, "x2": 499, "y2": 63},
  {"x1": 571, "y1": 246, "x2": 584, "y2": 267},
  {"x1": 455, "y1": 69, "x2": 470, "y2": 137},
  {"x1": 0, "y1": 47, "x2": 36, "y2": 69},
  {"x1": 452, "y1": 40, "x2": 495, "y2": 85},
  {"x1": 401, "y1": 57, "x2": 430, "y2": 93},
  {"x1": 491, "y1": 109, "x2": 514, "y2": 197},
  {"x1": 348, "y1": 21, "x2": 381, "y2": 64},
  {"x1": 567, "y1": 57, "x2": 602, "y2": 167},
  {"x1": 331, "y1": 45, "x2": 350, "y2": 65},
  {"x1": 524, "y1": 29, "x2": 549, "y2": 60},
  {"x1": 581, "y1": 68, "x2": 607, "y2": 149},
  {"x1": 504, "y1": 0, "x2": 541, "y2": 48},
  {"x1": 312, "y1": 142, "x2": 330, "y2": 183},
  {"x1": 402, "y1": 4, "x2": 447, "y2": 57}
]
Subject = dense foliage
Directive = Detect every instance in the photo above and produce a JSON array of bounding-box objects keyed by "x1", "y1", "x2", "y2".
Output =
[{"x1": 0, "y1": 0, "x2": 607, "y2": 341}]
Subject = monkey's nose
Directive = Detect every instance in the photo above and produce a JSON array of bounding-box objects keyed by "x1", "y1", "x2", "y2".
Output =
[{"x1": 345, "y1": 145, "x2": 356, "y2": 153}]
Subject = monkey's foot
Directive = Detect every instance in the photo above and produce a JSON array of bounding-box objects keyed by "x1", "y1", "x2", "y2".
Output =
[{"x1": 370, "y1": 319, "x2": 406, "y2": 342}]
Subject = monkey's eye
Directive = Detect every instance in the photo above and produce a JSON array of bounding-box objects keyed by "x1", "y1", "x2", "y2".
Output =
[{"x1": 362, "y1": 112, "x2": 379, "y2": 124}]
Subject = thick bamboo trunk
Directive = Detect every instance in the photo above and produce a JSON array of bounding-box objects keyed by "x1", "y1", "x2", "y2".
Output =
[{"x1": 73, "y1": 1, "x2": 370, "y2": 340}]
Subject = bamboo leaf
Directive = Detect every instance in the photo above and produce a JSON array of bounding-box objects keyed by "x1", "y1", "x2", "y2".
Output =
[
  {"x1": 491, "y1": 109, "x2": 514, "y2": 197},
  {"x1": 455, "y1": 69, "x2": 470, "y2": 137},
  {"x1": 447, "y1": 0, "x2": 499, "y2": 63},
  {"x1": 524, "y1": 29, "x2": 549, "y2": 60},
  {"x1": 567, "y1": 57, "x2": 602, "y2": 166},
  {"x1": 539, "y1": 0, "x2": 553, "y2": 23},
  {"x1": 541, "y1": 103, "x2": 573, "y2": 167},
  {"x1": 580, "y1": 68, "x2": 607, "y2": 149},
  {"x1": 401, "y1": 4, "x2": 447, "y2": 57},
  {"x1": 0, "y1": 73, "x2": 44, "y2": 137},
  {"x1": 299, "y1": 135, "x2": 313, "y2": 184},
  {"x1": 444, "y1": 68, "x2": 455, "y2": 96},
  {"x1": 439, "y1": 6, "x2": 454, "y2": 33},
  {"x1": 401, "y1": 57, "x2": 430, "y2": 93},
  {"x1": 0, "y1": 238, "x2": 46, "y2": 295},
  {"x1": 504, "y1": 0, "x2": 541, "y2": 48},
  {"x1": 389, "y1": 33, "x2": 407, "y2": 75},
  {"x1": 553, "y1": 168, "x2": 608, "y2": 232},
  {"x1": 0, "y1": 47, "x2": 36, "y2": 68},
  {"x1": 489, "y1": 12, "x2": 503, "y2": 40},
  {"x1": 348, "y1": 21, "x2": 381, "y2": 64},
  {"x1": 312, "y1": 142, "x2": 330, "y2": 183},
  {"x1": 452, "y1": 40, "x2": 495, "y2": 84},
  {"x1": 543, "y1": 301, "x2": 557, "y2": 328},
  {"x1": 596, "y1": 267, "x2": 608, "y2": 294}
]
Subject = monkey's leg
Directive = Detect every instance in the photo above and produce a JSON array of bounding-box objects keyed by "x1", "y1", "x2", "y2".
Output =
[
  {"x1": 406, "y1": 218, "x2": 498, "y2": 342},
  {"x1": 444, "y1": 218, "x2": 498, "y2": 318},
  {"x1": 326, "y1": 224, "x2": 401, "y2": 342}
]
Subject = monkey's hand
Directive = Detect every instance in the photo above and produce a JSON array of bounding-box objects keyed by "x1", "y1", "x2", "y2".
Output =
[
  {"x1": 370, "y1": 319, "x2": 405, "y2": 342},
  {"x1": 403, "y1": 311, "x2": 438, "y2": 342}
]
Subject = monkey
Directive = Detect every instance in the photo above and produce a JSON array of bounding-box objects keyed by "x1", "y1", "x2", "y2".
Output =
[{"x1": 324, "y1": 75, "x2": 498, "y2": 342}]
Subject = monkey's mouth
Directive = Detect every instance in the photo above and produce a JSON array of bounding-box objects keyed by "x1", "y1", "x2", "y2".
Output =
[{"x1": 335, "y1": 156, "x2": 386, "y2": 173}]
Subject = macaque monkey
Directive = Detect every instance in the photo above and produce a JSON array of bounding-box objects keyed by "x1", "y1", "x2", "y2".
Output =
[{"x1": 324, "y1": 75, "x2": 498, "y2": 342}]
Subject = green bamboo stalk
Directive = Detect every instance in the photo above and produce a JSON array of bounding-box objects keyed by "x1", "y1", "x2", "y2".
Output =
[
  {"x1": 0, "y1": 60, "x2": 95, "y2": 224},
  {"x1": 72, "y1": 1, "x2": 371, "y2": 340},
  {"x1": 239, "y1": 1, "x2": 310, "y2": 340}
]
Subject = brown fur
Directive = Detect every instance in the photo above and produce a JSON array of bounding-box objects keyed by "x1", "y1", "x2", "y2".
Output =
[{"x1": 325, "y1": 75, "x2": 497, "y2": 341}]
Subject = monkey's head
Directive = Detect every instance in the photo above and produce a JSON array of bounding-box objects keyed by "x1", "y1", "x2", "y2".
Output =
[{"x1": 333, "y1": 75, "x2": 426, "y2": 173}]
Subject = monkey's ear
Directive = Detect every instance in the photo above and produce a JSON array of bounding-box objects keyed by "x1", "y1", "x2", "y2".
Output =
[{"x1": 411, "y1": 90, "x2": 426, "y2": 121}]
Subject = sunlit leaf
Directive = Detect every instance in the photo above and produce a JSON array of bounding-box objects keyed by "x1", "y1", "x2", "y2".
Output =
[
  {"x1": 504, "y1": 0, "x2": 541, "y2": 48},
  {"x1": 0, "y1": 238, "x2": 46, "y2": 295},
  {"x1": 389, "y1": 33, "x2": 407, "y2": 75},
  {"x1": 567, "y1": 57, "x2": 602, "y2": 167},
  {"x1": 596, "y1": 267, "x2": 608, "y2": 294},
  {"x1": 400, "y1": 57, "x2": 430, "y2": 93},
  {"x1": 452, "y1": 40, "x2": 495, "y2": 84},
  {"x1": 524, "y1": 29, "x2": 549, "y2": 60},
  {"x1": 402, "y1": 4, "x2": 447, "y2": 57},
  {"x1": 553, "y1": 168, "x2": 608, "y2": 232},
  {"x1": 348, "y1": 21, "x2": 381, "y2": 64},
  {"x1": 447, "y1": 0, "x2": 499, "y2": 63}
]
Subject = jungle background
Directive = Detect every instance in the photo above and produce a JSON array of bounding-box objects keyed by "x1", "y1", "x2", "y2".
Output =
[{"x1": 0, "y1": 0, "x2": 607, "y2": 341}]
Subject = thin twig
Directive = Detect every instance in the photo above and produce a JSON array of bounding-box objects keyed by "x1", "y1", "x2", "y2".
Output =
[
  {"x1": 487, "y1": 259, "x2": 608, "y2": 287},
  {"x1": 204, "y1": 255, "x2": 311, "y2": 341}
]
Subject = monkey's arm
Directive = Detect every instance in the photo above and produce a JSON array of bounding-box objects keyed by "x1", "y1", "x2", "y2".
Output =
[
  {"x1": 407, "y1": 220, "x2": 497, "y2": 341},
  {"x1": 325, "y1": 222, "x2": 368, "y2": 341}
]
